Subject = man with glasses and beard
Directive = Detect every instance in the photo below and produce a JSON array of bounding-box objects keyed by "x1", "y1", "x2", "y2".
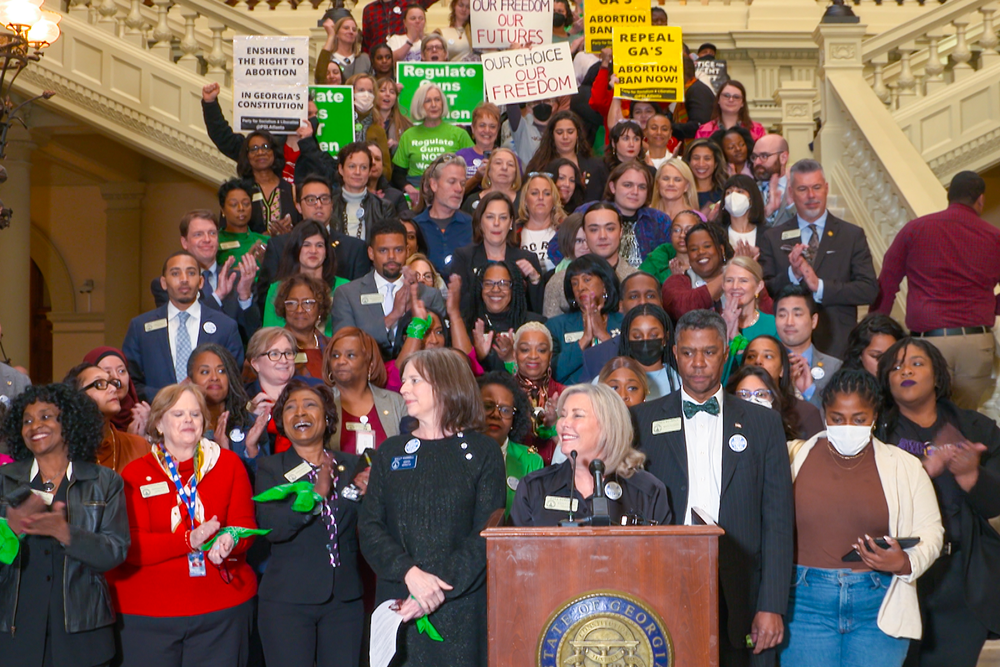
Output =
[{"x1": 751, "y1": 134, "x2": 794, "y2": 228}]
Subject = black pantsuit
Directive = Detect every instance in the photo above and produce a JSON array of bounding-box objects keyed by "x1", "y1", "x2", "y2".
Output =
[{"x1": 258, "y1": 597, "x2": 364, "y2": 667}]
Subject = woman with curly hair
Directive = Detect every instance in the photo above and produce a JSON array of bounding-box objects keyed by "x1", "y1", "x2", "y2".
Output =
[
  {"x1": 273, "y1": 273, "x2": 334, "y2": 380},
  {"x1": 660, "y1": 222, "x2": 733, "y2": 322},
  {"x1": 843, "y1": 314, "x2": 906, "y2": 377},
  {"x1": 477, "y1": 371, "x2": 543, "y2": 517},
  {"x1": 0, "y1": 383, "x2": 130, "y2": 667},
  {"x1": 236, "y1": 130, "x2": 299, "y2": 234},
  {"x1": 468, "y1": 260, "x2": 546, "y2": 373}
]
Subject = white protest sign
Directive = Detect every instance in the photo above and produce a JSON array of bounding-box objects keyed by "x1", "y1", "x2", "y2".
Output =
[
  {"x1": 482, "y1": 42, "x2": 578, "y2": 106},
  {"x1": 470, "y1": 0, "x2": 553, "y2": 50},
  {"x1": 233, "y1": 36, "x2": 310, "y2": 134}
]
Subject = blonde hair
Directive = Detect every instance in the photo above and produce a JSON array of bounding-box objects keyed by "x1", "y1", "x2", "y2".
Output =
[
  {"x1": 517, "y1": 173, "x2": 566, "y2": 229},
  {"x1": 246, "y1": 327, "x2": 296, "y2": 362},
  {"x1": 724, "y1": 255, "x2": 764, "y2": 284},
  {"x1": 481, "y1": 147, "x2": 523, "y2": 193},
  {"x1": 556, "y1": 384, "x2": 643, "y2": 478},
  {"x1": 651, "y1": 158, "x2": 699, "y2": 213},
  {"x1": 146, "y1": 384, "x2": 209, "y2": 445},
  {"x1": 409, "y1": 82, "x2": 450, "y2": 123},
  {"x1": 405, "y1": 252, "x2": 445, "y2": 292},
  {"x1": 331, "y1": 17, "x2": 362, "y2": 57}
]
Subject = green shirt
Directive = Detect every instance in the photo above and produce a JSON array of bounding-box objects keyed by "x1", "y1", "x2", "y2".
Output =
[
  {"x1": 392, "y1": 122, "x2": 474, "y2": 178},
  {"x1": 262, "y1": 277, "x2": 349, "y2": 337},
  {"x1": 217, "y1": 230, "x2": 269, "y2": 267},
  {"x1": 505, "y1": 441, "x2": 544, "y2": 518},
  {"x1": 638, "y1": 242, "x2": 678, "y2": 284}
]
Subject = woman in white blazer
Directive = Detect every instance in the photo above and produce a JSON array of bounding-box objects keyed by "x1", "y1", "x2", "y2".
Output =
[{"x1": 779, "y1": 369, "x2": 942, "y2": 667}]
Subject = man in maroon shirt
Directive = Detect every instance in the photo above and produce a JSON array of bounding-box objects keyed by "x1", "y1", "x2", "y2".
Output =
[
  {"x1": 362, "y1": 0, "x2": 439, "y2": 54},
  {"x1": 872, "y1": 171, "x2": 1000, "y2": 409}
]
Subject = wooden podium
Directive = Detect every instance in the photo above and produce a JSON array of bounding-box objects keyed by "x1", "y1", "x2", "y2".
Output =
[{"x1": 483, "y1": 516, "x2": 724, "y2": 667}]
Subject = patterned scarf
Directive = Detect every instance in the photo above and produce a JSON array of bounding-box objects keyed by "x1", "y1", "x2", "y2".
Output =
[{"x1": 516, "y1": 369, "x2": 553, "y2": 409}]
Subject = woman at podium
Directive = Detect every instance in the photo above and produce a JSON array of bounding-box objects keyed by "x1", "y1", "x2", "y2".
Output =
[{"x1": 510, "y1": 384, "x2": 671, "y2": 527}]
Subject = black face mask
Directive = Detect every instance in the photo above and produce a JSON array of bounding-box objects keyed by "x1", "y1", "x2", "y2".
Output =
[
  {"x1": 533, "y1": 103, "x2": 553, "y2": 122},
  {"x1": 553, "y1": 12, "x2": 567, "y2": 28},
  {"x1": 628, "y1": 338, "x2": 664, "y2": 366}
]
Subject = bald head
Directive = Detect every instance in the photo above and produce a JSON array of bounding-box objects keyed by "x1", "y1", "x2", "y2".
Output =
[{"x1": 751, "y1": 134, "x2": 789, "y2": 181}]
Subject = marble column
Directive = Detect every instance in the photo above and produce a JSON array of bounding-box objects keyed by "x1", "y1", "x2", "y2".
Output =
[
  {"x1": 101, "y1": 182, "x2": 146, "y2": 348},
  {"x1": 0, "y1": 126, "x2": 36, "y2": 369}
]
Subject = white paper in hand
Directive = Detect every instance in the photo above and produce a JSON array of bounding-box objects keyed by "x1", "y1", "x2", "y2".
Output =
[{"x1": 370, "y1": 599, "x2": 405, "y2": 667}]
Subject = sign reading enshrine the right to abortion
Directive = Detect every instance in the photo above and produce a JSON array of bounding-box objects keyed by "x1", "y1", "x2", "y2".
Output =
[
  {"x1": 612, "y1": 27, "x2": 685, "y2": 102},
  {"x1": 233, "y1": 35, "x2": 310, "y2": 134},
  {"x1": 470, "y1": 0, "x2": 552, "y2": 49}
]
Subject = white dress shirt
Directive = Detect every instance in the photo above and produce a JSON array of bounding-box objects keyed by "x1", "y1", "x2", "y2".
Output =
[
  {"x1": 681, "y1": 385, "x2": 725, "y2": 526},
  {"x1": 372, "y1": 272, "x2": 405, "y2": 319},
  {"x1": 167, "y1": 300, "x2": 202, "y2": 364},
  {"x1": 203, "y1": 261, "x2": 252, "y2": 311}
]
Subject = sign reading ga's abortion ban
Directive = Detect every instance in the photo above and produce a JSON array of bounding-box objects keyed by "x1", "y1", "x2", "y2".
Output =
[
  {"x1": 585, "y1": 0, "x2": 650, "y2": 53},
  {"x1": 613, "y1": 27, "x2": 685, "y2": 103},
  {"x1": 396, "y1": 62, "x2": 485, "y2": 124},
  {"x1": 470, "y1": 0, "x2": 553, "y2": 49},
  {"x1": 233, "y1": 35, "x2": 310, "y2": 133},
  {"x1": 482, "y1": 43, "x2": 578, "y2": 106}
]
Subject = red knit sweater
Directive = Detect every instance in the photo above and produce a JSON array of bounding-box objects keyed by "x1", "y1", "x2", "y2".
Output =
[{"x1": 108, "y1": 448, "x2": 258, "y2": 617}]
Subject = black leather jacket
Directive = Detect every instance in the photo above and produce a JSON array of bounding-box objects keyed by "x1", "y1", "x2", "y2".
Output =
[
  {"x1": 330, "y1": 188, "x2": 396, "y2": 242},
  {"x1": 0, "y1": 460, "x2": 130, "y2": 634}
]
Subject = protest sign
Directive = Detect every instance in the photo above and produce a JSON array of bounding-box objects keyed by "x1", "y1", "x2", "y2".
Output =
[
  {"x1": 396, "y1": 62, "x2": 484, "y2": 124},
  {"x1": 470, "y1": 0, "x2": 552, "y2": 49},
  {"x1": 695, "y1": 59, "x2": 729, "y2": 94},
  {"x1": 585, "y1": 0, "x2": 650, "y2": 53},
  {"x1": 233, "y1": 36, "x2": 309, "y2": 133},
  {"x1": 310, "y1": 85, "x2": 355, "y2": 155},
  {"x1": 482, "y1": 42, "x2": 578, "y2": 106},
  {"x1": 613, "y1": 27, "x2": 685, "y2": 103}
]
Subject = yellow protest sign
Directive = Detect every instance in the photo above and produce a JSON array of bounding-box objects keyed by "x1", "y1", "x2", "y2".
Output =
[
  {"x1": 613, "y1": 26, "x2": 685, "y2": 102},
  {"x1": 585, "y1": 0, "x2": 650, "y2": 53}
]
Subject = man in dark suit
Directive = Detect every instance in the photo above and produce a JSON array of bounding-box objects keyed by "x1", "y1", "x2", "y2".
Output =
[
  {"x1": 150, "y1": 210, "x2": 261, "y2": 342},
  {"x1": 125, "y1": 251, "x2": 245, "y2": 402},
  {"x1": 759, "y1": 159, "x2": 877, "y2": 358},
  {"x1": 257, "y1": 175, "x2": 372, "y2": 304},
  {"x1": 774, "y1": 285, "x2": 842, "y2": 410},
  {"x1": 633, "y1": 310, "x2": 793, "y2": 667},
  {"x1": 331, "y1": 221, "x2": 444, "y2": 359}
]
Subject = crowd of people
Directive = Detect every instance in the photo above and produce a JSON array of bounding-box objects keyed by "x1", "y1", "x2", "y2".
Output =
[{"x1": 1, "y1": 3, "x2": 1000, "y2": 667}]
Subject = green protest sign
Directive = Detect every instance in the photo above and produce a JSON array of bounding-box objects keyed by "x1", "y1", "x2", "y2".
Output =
[
  {"x1": 311, "y1": 85, "x2": 355, "y2": 155},
  {"x1": 396, "y1": 62, "x2": 485, "y2": 124}
]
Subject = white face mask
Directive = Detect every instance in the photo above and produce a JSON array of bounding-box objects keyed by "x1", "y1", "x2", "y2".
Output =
[
  {"x1": 355, "y1": 90, "x2": 375, "y2": 113},
  {"x1": 725, "y1": 191, "x2": 751, "y2": 217},
  {"x1": 826, "y1": 424, "x2": 872, "y2": 457},
  {"x1": 747, "y1": 396, "x2": 772, "y2": 410}
]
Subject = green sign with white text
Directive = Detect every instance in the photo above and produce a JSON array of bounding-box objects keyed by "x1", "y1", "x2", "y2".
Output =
[
  {"x1": 311, "y1": 85, "x2": 355, "y2": 155},
  {"x1": 396, "y1": 62, "x2": 485, "y2": 124}
]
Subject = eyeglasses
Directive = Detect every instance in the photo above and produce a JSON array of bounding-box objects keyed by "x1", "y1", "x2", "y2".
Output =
[
  {"x1": 483, "y1": 279, "x2": 512, "y2": 291},
  {"x1": 261, "y1": 350, "x2": 296, "y2": 362},
  {"x1": 720, "y1": 93, "x2": 743, "y2": 101},
  {"x1": 415, "y1": 272, "x2": 436, "y2": 284},
  {"x1": 484, "y1": 400, "x2": 517, "y2": 419},
  {"x1": 735, "y1": 388, "x2": 773, "y2": 401},
  {"x1": 750, "y1": 152, "x2": 779, "y2": 163},
  {"x1": 284, "y1": 299, "x2": 318, "y2": 312},
  {"x1": 248, "y1": 144, "x2": 273, "y2": 154},
  {"x1": 82, "y1": 378, "x2": 122, "y2": 392},
  {"x1": 301, "y1": 194, "x2": 332, "y2": 205}
]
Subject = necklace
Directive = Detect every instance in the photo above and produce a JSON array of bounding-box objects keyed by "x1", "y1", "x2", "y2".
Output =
[
  {"x1": 826, "y1": 441, "x2": 868, "y2": 471},
  {"x1": 741, "y1": 309, "x2": 760, "y2": 329}
]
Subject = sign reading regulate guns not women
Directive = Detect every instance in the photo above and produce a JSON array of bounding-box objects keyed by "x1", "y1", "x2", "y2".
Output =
[
  {"x1": 482, "y1": 43, "x2": 578, "y2": 106},
  {"x1": 613, "y1": 27, "x2": 685, "y2": 103},
  {"x1": 396, "y1": 62, "x2": 484, "y2": 123},
  {"x1": 233, "y1": 36, "x2": 310, "y2": 134}
]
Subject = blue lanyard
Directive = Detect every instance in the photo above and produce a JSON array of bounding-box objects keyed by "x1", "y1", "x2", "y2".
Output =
[{"x1": 160, "y1": 444, "x2": 198, "y2": 529}]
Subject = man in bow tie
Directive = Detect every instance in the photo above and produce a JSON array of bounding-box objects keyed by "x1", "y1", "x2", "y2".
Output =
[{"x1": 632, "y1": 309, "x2": 794, "y2": 667}]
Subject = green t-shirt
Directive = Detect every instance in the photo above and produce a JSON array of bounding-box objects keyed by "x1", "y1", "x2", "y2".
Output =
[
  {"x1": 262, "y1": 277, "x2": 349, "y2": 337},
  {"x1": 392, "y1": 122, "x2": 474, "y2": 177},
  {"x1": 217, "y1": 230, "x2": 269, "y2": 267}
]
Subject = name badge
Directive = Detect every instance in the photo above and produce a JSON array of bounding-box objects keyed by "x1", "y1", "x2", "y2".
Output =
[
  {"x1": 781, "y1": 228, "x2": 802, "y2": 241},
  {"x1": 188, "y1": 552, "x2": 206, "y2": 577},
  {"x1": 294, "y1": 352, "x2": 308, "y2": 364},
  {"x1": 564, "y1": 331, "x2": 584, "y2": 344},
  {"x1": 252, "y1": 192, "x2": 264, "y2": 202},
  {"x1": 219, "y1": 241, "x2": 241, "y2": 250},
  {"x1": 652, "y1": 417, "x2": 682, "y2": 434},
  {"x1": 544, "y1": 496, "x2": 579, "y2": 513},
  {"x1": 390, "y1": 455, "x2": 417, "y2": 471},
  {"x1": 346, "y1": 422, "x2": 372, "y2": 432},
  {"x1": 140, "y1": 481, "x2": 170, "y2": 498},
  {"x1": 356, "y1": 431, "x2": 375, "y2": 455},
  {"x1": 284, "y1": 461, "x2": 313, "y2": 483},
  {"x1": 144, "y1": 318, "x2": 168, "y2": 333},
  {"x1": 360, "y1": 293, "x2": 384, "y2": 305}
]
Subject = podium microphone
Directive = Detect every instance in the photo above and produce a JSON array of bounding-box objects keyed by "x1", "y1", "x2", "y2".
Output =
[
  {"x1": 559, "y1": 451, "x2": 580, "y2": 527},
  {"x1": 589, "y1": 459, "x2": 611, "y2": 526}
]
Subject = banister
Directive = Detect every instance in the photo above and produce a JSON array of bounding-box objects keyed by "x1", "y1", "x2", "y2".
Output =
[
  {"x1": 170, "y1": 0, "x2": 283, "y2": 37},
  {"x1": 862, "y1": 0, "x2": 993, "y2": 60}
]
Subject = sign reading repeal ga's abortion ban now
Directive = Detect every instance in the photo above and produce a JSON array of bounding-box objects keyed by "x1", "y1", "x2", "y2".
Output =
[
  {"x1": 613, "y1": 27, "x2": 685, "y2": 102},
  {"x1": 482, "y1": 42, "x2": 578, "y2": 105},
  {"x1": 470, "y1": 0, "x2": 552, "y2": 49},
  {"x1": 585, "y1": 0, "x2": 650, "y2": 53}
]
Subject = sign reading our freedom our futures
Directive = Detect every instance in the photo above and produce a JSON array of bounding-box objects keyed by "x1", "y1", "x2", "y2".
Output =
[
  {"x1": 233, "y1": 36, "x2": 309, "y2": 134},
  {"x1": 469, "y1": 0, "x2": 552, "y2": 50},
  {"x1": 585, "y1": 0, "x2": 650, "y2": 53},
  {"x1": 482, "y1": 42, "x2": 578, "y2": 106},
  {"x1": 396, "y1": 62, "x2": 485, "y2": 124},
  {"x1": 613, "y1": 27, "x2": 686, "y2": 103}
]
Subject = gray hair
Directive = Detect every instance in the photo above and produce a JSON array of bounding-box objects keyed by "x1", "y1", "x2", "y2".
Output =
[
  {"x1": 789, "y1": 158, "x2": 824, "y2": 183},
  {"x1": 675, "y1": 309, "x2": 727, "y2": 343},
  {"x1": 409, "y1": 82, "x2": 451, "y2": 123}
]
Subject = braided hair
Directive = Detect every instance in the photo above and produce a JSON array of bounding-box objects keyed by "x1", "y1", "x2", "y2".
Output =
[{"x1": 821, "y1": 368, "x2": 882, "y2": 413}]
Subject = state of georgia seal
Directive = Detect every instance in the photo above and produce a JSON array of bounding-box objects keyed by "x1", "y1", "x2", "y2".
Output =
[{"x1": 537, "y1": 590, "x2": 673, "y2": 667}]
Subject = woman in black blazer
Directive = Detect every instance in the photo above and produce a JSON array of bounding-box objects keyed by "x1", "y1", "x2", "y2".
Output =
[
  {"x1": 874, "y1": 338, "x2": 1000, "y2": 667},
  {"x1": 254, "y1": 379, "x2": 363, "y2": 667}
]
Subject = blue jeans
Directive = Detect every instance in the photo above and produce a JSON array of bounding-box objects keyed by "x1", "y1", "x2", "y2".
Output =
[{"x1": 779, "y1": 565, "x2": 910, "y2": 667}]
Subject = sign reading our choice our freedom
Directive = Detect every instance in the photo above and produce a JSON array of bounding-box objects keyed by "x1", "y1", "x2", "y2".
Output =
[
  {"x1": 585, "y1": 0, "x2": 650, "y2": 53},
  {"x1": 470, "y1": 0, "x2": 552, "y2": 50},
  {"x1": 482, "y1": 42, "x2": 578, "y2": 106},
  {"x1": 310, "y1": 85, "x2": 356, "y2": 156},
  {"x1": 396, "y1": 62, "x2": 485, "y2": 124},
  {"x1": 612, "y1": 27, "x2": 685, "y2": 103},
  {"x1": 233, "y1": 35, "x2": 309, "y2": 134}
]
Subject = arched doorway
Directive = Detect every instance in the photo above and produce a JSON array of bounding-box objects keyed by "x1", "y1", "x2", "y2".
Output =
[{"x1": 30, "y1": 259, "x2": 53, "y2": 383}]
